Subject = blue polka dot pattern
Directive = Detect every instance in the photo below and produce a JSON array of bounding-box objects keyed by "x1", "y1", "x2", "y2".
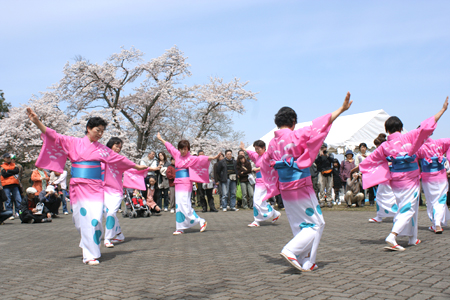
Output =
[
  {"x1": 176, "y1": 211, "x2": 186, "y2": 223},
  {"x1": 263, "y1": 213, "x2": 267, "y2": 218},
  {"x1": 190, "y1": 220, "x2": 194, "y2": 224},
  {"x1": 316, "y1": 205, "x2": 322, "y2": 215},
  {"x1": 400, "y1": 202, "x2": 411, "y2": 214},
  {"x1": 80, "y1": 207, "x2": 87, "y2": 216},
  {"x1": 411, "y1": 217, "x2": 415, "y2": 227},
  {"x1": 193, "y1": 211, "x2": 199, "y2": 219},
  {"x1": 267, "y1": 204, "x2": 273, "y2": 212},
  {"x1": 384, "y1": 209, "x2": 389, "y2": 214},
  {"x1": 176, "y1": 204, "x2": 178, "y2": 209},
  {"x1": 439, "y1": 195, "x2": 447, "y2": 204},
  {"x1": 414, "y1": 191, "x2": 418, "y2": 198},
  {"x1": 299, "y1": 222, "x2": 315, "y2": 229},
  {"x1": 93, "y1": 230, "x2": 102, "y2": 245},
  {"x1": 433, "y1": 208, "x2": 436, "y2": 218},
  {"x1": 106, "y1": 207, "x2": 109, "y2": 213},
  {"x1": 305, "y1": 208, "x2": 314, "y2": 216},
  {"x1": 106, "y1": 216, "x2": 115, "y2": 230},
  {"x1": 391, "y1": 204, "x2": 398, "y2": 213},
  {"x1": 376, "y1": 203, "x2": 380, "y2": 212},
  {"x1": 253, "y1": 207, "x2": 258, "y2": 217},
  {"x1": 91, "y1": 219, "x2": 99, "y2": 227}
]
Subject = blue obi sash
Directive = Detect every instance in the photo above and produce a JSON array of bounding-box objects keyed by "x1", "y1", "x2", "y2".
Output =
[
  {"x1": 71, "y1": 161, "x2": 103, "y2": 180},
  {"x1": 273, "y1": 157, "x2": 311, "y2": 183},
  {"x1": 420, "y1": 157, "x2": 446, "y2": 173},
  {"x1": 175, "y1": 168, "x2": 189, "y2": 178},
  {"x1": 387, "y1": 155, "x2": 419, "y2": 173},
  {"x1": 255, "y1": 172, "x2": 262, "y2": 179}
]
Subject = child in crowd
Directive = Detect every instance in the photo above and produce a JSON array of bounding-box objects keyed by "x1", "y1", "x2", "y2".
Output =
[
  {"x1": 131, "y1": 189, "x2": 146, "y2": 208},
  {"x1": 332, "y1": 159, "x2": 342, "y2": 205},
  {"x1": 147, "y1": 177, "x2": 161, "y2": 213}
]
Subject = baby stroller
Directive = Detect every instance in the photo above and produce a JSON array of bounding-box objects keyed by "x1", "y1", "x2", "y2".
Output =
[{"x1": 122, "y1": 190, "x2": 151, "y2": 218}]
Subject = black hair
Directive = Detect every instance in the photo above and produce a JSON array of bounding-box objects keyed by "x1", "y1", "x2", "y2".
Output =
[
  {"x1": 333, "y1": 158, "x2": 340, "y2": 169},
  {"x1": 236, "y1": 154, "x2": 247, "y2": 168},
  {"x1": 85, "y1": 117, "x2": 108, "y2": 134},
  {"x1": 198, "y1": 150, "x2": 205, "y2": 155},
  {"x1": 385, "y1": 116, "x2": 403, "y2": 134},
  {"x1": 178, "y1": 140, "x2": 190, "y2": 151},
  {"x1": 170, "y1": 156, "x2": 175, "y2": 161},
  {"x1": 158, "y1": 151, "x2": 167, "y2": 162},
  {"x1": 106, "y1": 137, "x2": 123, "y2": 149},
  {"x1": 253, "y1": 140, "x2": 266, "y2": 149},
  {"x1": 374, "y1": 133, "x2": 387, "y2": 146},
  {"x1": 358, "y1": 143, "x2": 367, "y2": 150},
  {"x1": 225, "y1": 149, "x2": 232, "y2": 155},
  {"x1": 274, "y1": 106, "x2": 297, "y2": 128}
]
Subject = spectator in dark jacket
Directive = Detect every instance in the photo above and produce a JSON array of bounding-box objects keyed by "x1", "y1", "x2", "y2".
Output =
[
  {"x1": 310, "y1": 163, "x2": 320, "y2": 200},
  {"x1": 0, "y1": 188, "x2": 13, "y2": 224},
  {"x1": 38, "y1": 185, "x2": 62, "y2": 216},
  {"x1": 332, "y1": 159, "x2": 342, "y2": 204},
  {"x1": 20, "y1": 187, "x2": 52, "y2": 223},
  {"x1": 166, "y1": 157, "x2": 176, "y2": 213},
  {"x1": 213, "y1": 153, "x2": 225, "y2": 207},
  {"x1": 315, "y1": 143, "x2": 334, "y2": 207},
  {"x1": 216, "y1": 150, "x2": 239, "y2": 211},
  {"x1": 236, "y1": 155, "x2": 253, "y2": 209}
]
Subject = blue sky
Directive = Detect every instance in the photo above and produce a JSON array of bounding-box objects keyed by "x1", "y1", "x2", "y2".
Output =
[{"x1": 2, "y1": 0, "x2": 450, "y2": 144}]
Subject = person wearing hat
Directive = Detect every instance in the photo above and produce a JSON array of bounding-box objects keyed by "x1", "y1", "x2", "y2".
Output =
[
  {"x1": 19, "y1": 187, "x2": 52, "y2": 223},
  {"x1": 315, "y1": 143, "x2": 334, "y2": 208},
  {"x1": 1, "y1": 153, "x2": 22, "y2": 219},
  {"x1": 340, "y1": 150, "x2": 356, "y2": 199},
  {"x1": 38, "y1": 185, "x2": 62, "y2": 216}
]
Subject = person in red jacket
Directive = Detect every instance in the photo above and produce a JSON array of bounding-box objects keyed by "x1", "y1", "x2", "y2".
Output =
[
  {"x1": 166, "y1": 157, "x2": 176, "y2": 213},
  {"x1": 0, "y1": 153, "x2": 22, "y2": 218}
]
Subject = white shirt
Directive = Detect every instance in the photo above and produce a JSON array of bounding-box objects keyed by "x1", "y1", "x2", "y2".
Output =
[{"x1": 52, "y1": 170, "x2": 68, "y2": 190}]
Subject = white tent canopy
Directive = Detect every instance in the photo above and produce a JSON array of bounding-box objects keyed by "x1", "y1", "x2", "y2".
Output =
[{"x1": 248, "y1": 109, "x2": 393, "y2": 154}]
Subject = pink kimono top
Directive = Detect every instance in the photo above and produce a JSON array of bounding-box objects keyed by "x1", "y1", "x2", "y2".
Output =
[
  {"x1": 35, "y1": 128, "x2": 136, "y2": 203},
  {"x1": 359, "y1": 116, "x2": 437, "y2": 190},
  {"x1": 416, "y1": 138, "x2": 450, "y2": 183},
  {"x1": 247, "y1": 150, "x2": 264, "y2": 188},
  {"x1": 164, "y1": 142, "x2": 210, "y2": 189},
  {"x1": 102, "y1": 160, "x2": 139, "y2": 194},
  {"x1": 261, "y1": 114, "x2": 333, "y2": 200}
]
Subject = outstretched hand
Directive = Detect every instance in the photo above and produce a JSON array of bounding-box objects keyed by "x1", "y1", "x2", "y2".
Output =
[
  {"x1": 435, "y1": 96, "x2": 449, "y2": 123},
  {"x1": 341, "y1": 92, "x2": 352, "y2": 112},
  {"x1": 240, "y1": 141, "x2": 246, "y2": 150},
  {"x1": 26, "y1": 107, "x2": 38, "y2": 123},
  {"x1": 134, "y1": 165, "x2": 149, "y2": 171}
]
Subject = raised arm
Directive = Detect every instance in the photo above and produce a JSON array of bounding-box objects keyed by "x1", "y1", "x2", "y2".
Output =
[
  {"x1": 208, "y1": 152, "x2": 222, "y2": 161},
  {"x1": 27, "y1": 108, "x2": 47, "y2": 134},
  {"x1": 435, "y1": 96, "x2": 448, "y2": 123},
  {"x1": 330, "y1": 92, "x2": 352, "y2": 124},
  {"x1": 156, "y1": 132, "x2": 166, "y2": 145}
]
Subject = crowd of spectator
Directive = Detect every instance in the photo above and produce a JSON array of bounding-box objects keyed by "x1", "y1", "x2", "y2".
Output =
[{"x1": 4, "y1": 139, "x2": 450, "y2": 225}]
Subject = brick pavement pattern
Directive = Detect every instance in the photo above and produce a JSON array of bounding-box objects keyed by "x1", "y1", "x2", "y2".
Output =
[{"x1": 1, "y1": 206, "x2": 450, "y2": 299}]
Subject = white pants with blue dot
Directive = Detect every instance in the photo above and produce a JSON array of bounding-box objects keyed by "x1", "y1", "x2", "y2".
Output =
[
  {"x1": 253, "y1": 185, "x2": 277, "y2": 223},
  {"x1": 375, "y1": 183, "x2": 397, "y2": 219},
  {"x1": 281, "y1": 187, "x2": 325, "y2": 267},
  {"x1": 175, "y1": 186, "x2": 204, "y2": 231},
  {"x1": 104, "y1": 191, "x2": 122, "y2": 241},
  {"x1": 392, "y1": 184, "x2": 419, "y2": 241},
  {"x1": 72, "y1": 200, "x2": 104, "y2": 263},
  {"x1": 423, "y1": 180, "x2": 450, "y2": 228}
]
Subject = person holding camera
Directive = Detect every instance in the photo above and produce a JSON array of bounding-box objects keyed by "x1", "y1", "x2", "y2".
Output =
[
  {"x1": 315, "y1": 143, "x2": 334, "y2": 208},
  {"x1": 345, "y1": 170, "x2": 364, "y2": 207},
  {"x1": 38, "y1": 185, "x2": 62, "y2": 216}
]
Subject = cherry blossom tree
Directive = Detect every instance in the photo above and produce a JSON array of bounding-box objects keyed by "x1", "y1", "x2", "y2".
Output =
[{"x1": 0, "y1": 46, "x2": 257, "y2": 162}]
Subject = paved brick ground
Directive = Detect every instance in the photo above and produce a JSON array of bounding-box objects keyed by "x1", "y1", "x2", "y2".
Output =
[{"x1": 1, "y1": 204, "x2": 450, "y2": 300}]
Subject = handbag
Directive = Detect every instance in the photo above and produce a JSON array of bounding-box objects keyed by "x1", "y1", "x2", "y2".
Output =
[{"x1": 248, "y1": 174, "x2": 256, "y2": 185}]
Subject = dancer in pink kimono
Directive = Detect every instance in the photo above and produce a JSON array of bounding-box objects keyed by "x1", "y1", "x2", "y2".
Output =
[
  {"x1": 261, "y1": 92, "x2": 353, "y2": 272},
  {"x1": 357, "y1": 134, "x2": 397, "y2": 223},
  {"x1": 27, "y1": 108, "x2": 147, "y2": 265},
  {"x1": 360, "y1": 98, "x2": 448, "y2": 251},
  {"x1": 156, "y1": 133, "x2": 220, "y2": 235},
  {"x1": 240, "y1": 140, "x2": 281, "y2": 227},
  {"x1": 416, "y1": 137, "x2": 450, "y2": 234},
  {"x1": 103, "y1": 137, "x2": 147, "y2": 248}
]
